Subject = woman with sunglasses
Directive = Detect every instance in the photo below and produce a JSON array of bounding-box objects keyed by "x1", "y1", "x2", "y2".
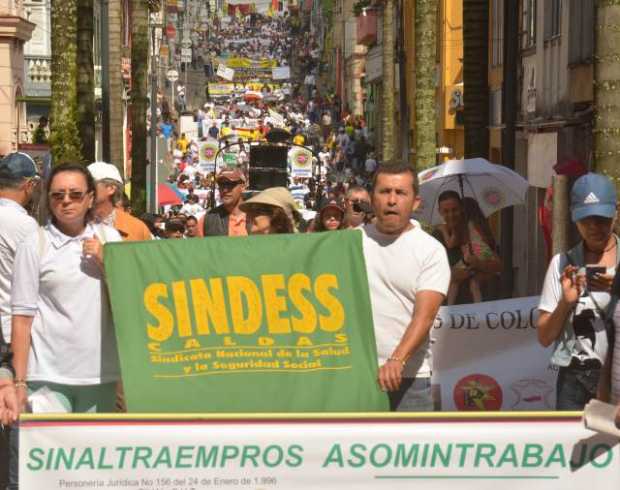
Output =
[
  {"x1": 313, "y1": 198, "x2": 346, "y2": 232},
  {"x1": 240, "y1": 187, "x2": 300, "y2": 235},
  {"x1": 11, "y1": 163, "x2": 122, "y2": 415}
]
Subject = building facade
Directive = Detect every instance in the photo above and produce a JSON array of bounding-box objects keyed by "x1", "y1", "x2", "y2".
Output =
[{"x1": 0, "y1": 0, "x2": 34, "y2": 155}]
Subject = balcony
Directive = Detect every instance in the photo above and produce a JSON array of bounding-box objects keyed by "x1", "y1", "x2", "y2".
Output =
[
  {"x1": 357, "y1": 10, "x2": 377, "y2": 46},
  {"x1": 24, "y1": 54, "x2": 51, "y2": 97},
  {"x1": 0, "y1": 0, "x2": 24, "y2": 17}
]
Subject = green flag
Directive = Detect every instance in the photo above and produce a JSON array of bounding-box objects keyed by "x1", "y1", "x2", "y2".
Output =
[{"x1": 104, "y1": 231, "x2": 389, "y2": 412}]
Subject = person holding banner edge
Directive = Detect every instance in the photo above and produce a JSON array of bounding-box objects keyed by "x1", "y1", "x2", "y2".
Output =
[
  {"x1": 11, "y1": 164, "x2": 122, "y2": 416},
  {"x1": 538, "y1": 173, "x2": 619, "y2": 410},
  {"x1": 361, "y1": 162, "x2": 450, "y2": 410}
]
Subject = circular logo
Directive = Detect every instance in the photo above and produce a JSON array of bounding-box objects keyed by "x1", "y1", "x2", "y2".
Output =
[
  {"x1": 454, "y1": 374, "x2": 503, "y2": 411},
  {"x1": 482, "y1": 187, "x2": 504, "y2": 207},
  {"x1": 292, "y1": 149, "x2": 311, "y2": 168},
  {"x1": 419, "y1": 168, "x2": 439, "y2": 183},
  {"x1": 201, "y1": 144, "x2": 218, "y2": 161}
]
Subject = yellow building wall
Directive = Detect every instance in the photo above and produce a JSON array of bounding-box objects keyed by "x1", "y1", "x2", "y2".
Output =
[
  {"x1": 438, "y1": 0, "x2": 464, "y2": 160},
  {"x1": 402, "y1": 0, "x2": 463, "y2": 165}
]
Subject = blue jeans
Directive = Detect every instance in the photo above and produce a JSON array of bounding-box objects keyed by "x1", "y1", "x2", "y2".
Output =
[
  {"x1": 556, "y1": 366, "x2": 600, "y2": 410},
  {"x1": 389, "y1": 377, "x2": 433, "y2": 412}
]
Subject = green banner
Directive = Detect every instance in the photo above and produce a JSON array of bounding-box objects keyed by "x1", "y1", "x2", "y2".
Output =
[{"x1": 104, "y1": 231, "x2": 389, "y2": 412}]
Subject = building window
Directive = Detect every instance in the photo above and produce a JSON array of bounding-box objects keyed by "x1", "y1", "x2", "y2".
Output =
[
  {"x1": 522, "y1": 0, "x2": 536, "y2": 49},
  {"x1": 491, "y1": 0, "x2": 504, "y2": 66},
  {"x1": 544, "y1": 0, "x2": 561, "y2": 40},
  {"x1": 569, "y1": 0, "x2": 593, "y2": 64}
]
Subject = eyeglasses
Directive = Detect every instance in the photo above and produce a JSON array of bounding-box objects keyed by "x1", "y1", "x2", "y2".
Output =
[
  {"x1": 217, "y1": 180, "x2": 243, "y2": 190},
  {"x1": 49, "y1": 190, "x2": 89, "y2": 202}
]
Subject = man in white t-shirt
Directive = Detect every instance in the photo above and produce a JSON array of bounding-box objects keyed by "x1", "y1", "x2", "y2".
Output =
[
  {"x1": 361, "y1": 162, "x2": 450, "y2": 411},
  {"x1": 0, "y1": 152, "x2": 41, "y2": 487}
]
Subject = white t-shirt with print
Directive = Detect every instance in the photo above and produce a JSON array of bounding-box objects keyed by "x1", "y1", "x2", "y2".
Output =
[
  {"x1": 361, "y1": 222, "x2": 450, "y2": 378},
  {"x1": 539, "y1": 253, "x2": 611, "y2": 366}
]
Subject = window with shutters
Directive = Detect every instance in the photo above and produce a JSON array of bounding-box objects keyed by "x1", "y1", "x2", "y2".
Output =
[
  {"x1": 491, "y1": 0, "x2": 504, "y2": 66},
  {"x1": 544, "y1": 0, "x2": 561, "y2": 40},
  {"x1": 569, "y1": 0, "x2": 594, "y2": 64},
  {"x1": 522, "y1": 0, "x2": 537, "y2": 49}
]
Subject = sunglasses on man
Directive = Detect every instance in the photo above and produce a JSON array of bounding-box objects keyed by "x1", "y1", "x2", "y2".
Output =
[{"x1": 217, "y1": 180, "x2": 243, "y2": 190}]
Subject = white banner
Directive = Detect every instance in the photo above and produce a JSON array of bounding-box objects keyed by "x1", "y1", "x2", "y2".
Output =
[
  {"x1": 181, "y1": 48, "x2": 192, "y2": 64},
  {"x1": 272, "y1": 66, "x2": 291, "y2": 80},
  {"x1": 179, "y1": 116, "x2": 199, "y2": 142},
  {"x1": 20, "y1": 416, "x2": 620, "y2": 489},
  {"x1": 198, "y1": 139, "x2": 219, "y2": 173},
  {"x1": 216, "y1": 64, "x2": 235, "y2": 81},
  {"x1": 289, "y1": 147, "x2": 313, "y2": 177},
  {"x1": 431, "y1": 297, "x2": 557, "y2": 411}
]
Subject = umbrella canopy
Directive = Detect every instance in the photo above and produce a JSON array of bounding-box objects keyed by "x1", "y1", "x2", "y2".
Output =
[
  {"x1": 244, "y1": 91, "x2": 263, "y2": 102},
  {"x1": 158, "y1": 182, "x2": 185, "y2": 207},
  {"x1": 416, "y1": 158, "x2": 529, "y2": 225}
]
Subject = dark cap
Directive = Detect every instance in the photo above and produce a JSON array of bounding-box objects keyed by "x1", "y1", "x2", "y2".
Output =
[
  {"x1": 319, "y1": 197, "x2": 345, "y2": 217},
  {"x1": 570, "y1": 173, "x2": 617, "y2": 222},
  {"x1": 0, "y1": 152, "x2": 38, "y2": 180}
]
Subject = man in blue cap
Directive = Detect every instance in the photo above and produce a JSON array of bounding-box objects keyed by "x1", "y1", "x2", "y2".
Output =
[
  {"x1": 538, "y1": 172, "x2": 619, "y2": 410},
  {"x1": 0, "y1": 152, "x2": 41, "y2": 488}
]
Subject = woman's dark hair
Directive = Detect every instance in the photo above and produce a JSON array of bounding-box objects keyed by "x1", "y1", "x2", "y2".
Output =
[
  {"x1": 463, "y1": 197, "x2": 496, "y2": 250},
  {"x1": 314, "y1": 207, "x2": 345, "y2": 232},
  {"x1": 269, "y1": 207, "x2": 294, "y2": 234},
  {"x1": 46, "y1": 163, "x2": 96, "y2": 225},
  {"x1": 246, "y1": 203, "x2": 294, "y2": 234},
  {"x1": 437, "y1": 190, "x2": 462, "y2": 205}
]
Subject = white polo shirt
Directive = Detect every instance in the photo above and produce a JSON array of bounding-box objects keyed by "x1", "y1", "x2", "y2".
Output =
[
  {"x1": 361, "y1": 222, "x2": 450, "y2": 378},
  {"x1": 0, "y1": 198, "x2": 38, "y2": 342},
  {"x1": 11, "y1": 222, "x2": 121, "y2": 385}
]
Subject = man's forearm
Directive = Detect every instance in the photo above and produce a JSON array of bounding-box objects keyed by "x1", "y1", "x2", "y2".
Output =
[{"x1": 391, "y1": 291, "x2": 445, "y2": 364}]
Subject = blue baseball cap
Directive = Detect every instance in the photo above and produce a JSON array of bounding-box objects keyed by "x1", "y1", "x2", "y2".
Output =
[
  {"x1": 570, "y1": 173, "x2": 617, "y2": 222},
  {"x1": 0, "y1": 152, "x2": 38, "y2": 180}
]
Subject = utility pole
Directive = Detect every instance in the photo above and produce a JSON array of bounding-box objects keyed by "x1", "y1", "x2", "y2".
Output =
[
  {"x1": 149, "y1": 22, "x2": 160, "y2": 213},
  {"x1": 397, "y1": 0, "x2": 408, "y2": 164},
  {"x1": 500, "y1": 0, "x2": 519, "y2": 298}
]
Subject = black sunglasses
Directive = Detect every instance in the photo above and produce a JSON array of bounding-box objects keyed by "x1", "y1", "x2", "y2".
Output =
[{"x1": 217, "y1": 180, "x2": 243, "y2": 189}]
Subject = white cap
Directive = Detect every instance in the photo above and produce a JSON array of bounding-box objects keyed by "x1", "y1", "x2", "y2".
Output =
[{"x1": 87, "y1": 161, "x2": 123, "y2": 185}]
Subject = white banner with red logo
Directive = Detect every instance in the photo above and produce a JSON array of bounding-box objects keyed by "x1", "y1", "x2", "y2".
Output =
[
  {"x1": 289, "y1": 147, "x2": 313, "y2": 177},
  {"x1": 198, "y1": 139, "x2": 219, "y2": 172},
  {"x1": 19, "y1": 415, "x2": 620, "y2": 489},
  {"x1": 431, "y1": 296, "x2": 557, "y2": 411}
]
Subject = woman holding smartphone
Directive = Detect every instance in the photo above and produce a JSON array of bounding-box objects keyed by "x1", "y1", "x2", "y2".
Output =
[
  {"x1": 537, "y1": 173, "x2": 619, "y2": 410},
  {"x1": 11, "y1": 163, "x2": 121, "y2": 414}
]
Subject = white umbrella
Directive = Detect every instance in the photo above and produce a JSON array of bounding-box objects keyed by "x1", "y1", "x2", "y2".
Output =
[{"x1": 415, "y1": 158, "x2": 529, "y2": 225}]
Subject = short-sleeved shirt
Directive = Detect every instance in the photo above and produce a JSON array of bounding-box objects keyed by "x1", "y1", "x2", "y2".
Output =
[
  {"x1": 539, "y1": 253, "x2": 612, "y2": 367},
  {"x1": 228, "y1": 213, "x2": 248, "y2": 237},
  {"x1": 11, "y1": 222, "x2": 122, "y2": 385},
  {"x1": 361, "y1": 222, "x2": 451, "y2": 378},
  {"x1": 0, "y1": 198, "x2": 38, "y2": 342}
]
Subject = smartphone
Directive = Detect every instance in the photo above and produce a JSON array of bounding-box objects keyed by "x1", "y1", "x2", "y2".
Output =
[{"x1": 586, "y1": 265, "x2": 606, "y2": 283}]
